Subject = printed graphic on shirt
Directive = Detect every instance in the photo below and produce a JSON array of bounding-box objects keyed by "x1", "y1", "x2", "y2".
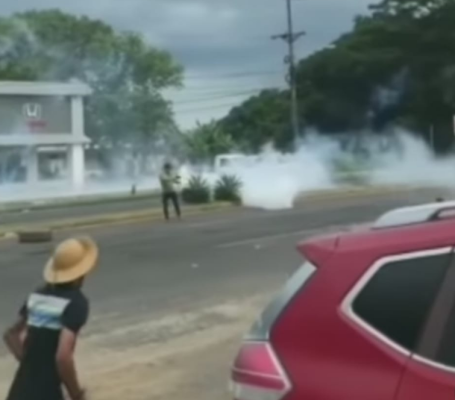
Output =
[{"x1": 26, "y1": 293, "x2": 70, "y2": 330}]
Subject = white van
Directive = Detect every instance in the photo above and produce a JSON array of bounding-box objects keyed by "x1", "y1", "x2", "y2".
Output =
[{"x1": 214, "y1": 154, "x2": 261, "y2": 171}]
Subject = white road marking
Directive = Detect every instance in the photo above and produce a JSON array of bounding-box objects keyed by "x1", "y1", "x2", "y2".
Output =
[
  {"x1": 217, "y1": 222, "x2": 370, "y2": 249},
  {"x1": 217, "y1": 230, "x2": 311, "y2": 249}
]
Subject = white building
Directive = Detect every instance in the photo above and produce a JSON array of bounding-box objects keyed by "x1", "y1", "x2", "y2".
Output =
[{"x1": 0, "y1": 81, "x2": 92, "y2": 188}]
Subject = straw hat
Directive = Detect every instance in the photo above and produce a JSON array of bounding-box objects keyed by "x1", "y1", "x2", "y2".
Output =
[{"x1": 44, "y1": 237, "x2": 99, "y2": 284}]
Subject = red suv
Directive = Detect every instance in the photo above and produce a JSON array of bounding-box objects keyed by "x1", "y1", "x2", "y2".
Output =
[{"x1": 230, "y1": 201, "x2": 455, "y2": 400}]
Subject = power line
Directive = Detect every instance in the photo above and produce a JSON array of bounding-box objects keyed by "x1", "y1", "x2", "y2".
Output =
[
  {"x1": 91, "y1": 85, "x2": 274, "y2": 103},
  {"x1": 185, "y1": 70, "x2": 282, "y2": 80},
  {"x1": 171, "y1": 84, "x2": 286, "y2": 114},
  {"x1": 174, "y1": 83, "x2": 281, "y2": 93},
  {"x1": 175, "y1": 101, "x2": 246, "y2": 114},
  {"x1": 171, "y1": 84, "x2": 273, "y2": 94},
  {"x1": 171, "y1": 89, "x2": 265, "y2": 105}
]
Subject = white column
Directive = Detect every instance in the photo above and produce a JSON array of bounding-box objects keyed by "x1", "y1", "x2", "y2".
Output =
[
  {"x1": 71, "y1": 96, "x2": 84, "y2": 137},
  {"x1": 27, "y1": 147, "x2": 39, "y2": 184},
  {"x1": 70, "y1": 96, "x2": 86, "y2": 188},
  {"x1": 68, "y1": 144, "x2": 85, "y2": 188}
]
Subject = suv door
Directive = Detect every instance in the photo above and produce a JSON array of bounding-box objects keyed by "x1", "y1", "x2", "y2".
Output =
[
  {"x1": 341, "y1": 247, "x2": 453, "y2": 400},
  {"x1": 396, "y1": 248, "x2": 455, "y2": 400}
]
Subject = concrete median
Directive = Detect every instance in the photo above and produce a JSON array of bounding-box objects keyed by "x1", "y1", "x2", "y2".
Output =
[
  {"x1": 0, "y1": 202, "x2": 235, "y2": 242},
  {"x1": 295, "y1": 185, "x2": 452, "y2": 204},
  {"x1": 298, "y1": 185, "x2": 406, "y2": 203},
  {"x1": 2, "y1": 183, "x2": 452, "y2": 214},
  {"x1": 1, "y1": 184, "x2": 452, "y2": 242},
  {"x1": 0, "y1": 189, "x2": 161, "y2": 214},
  {"x1": 0, "y1": 184, "x2": 417, "y2": 212}
]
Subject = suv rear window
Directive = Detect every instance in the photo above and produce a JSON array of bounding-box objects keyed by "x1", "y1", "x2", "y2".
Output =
[
  {"x1": 246, "y1": 261, "x2": 317, "y2": 341},
  {"x1": 352, "y1": 253, "x2": 451, "y2": 351}
]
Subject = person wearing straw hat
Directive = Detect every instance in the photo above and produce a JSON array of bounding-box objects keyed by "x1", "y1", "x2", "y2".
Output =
[{"x1": 3, "y1": 237, "x2": 99, "y2": 400}]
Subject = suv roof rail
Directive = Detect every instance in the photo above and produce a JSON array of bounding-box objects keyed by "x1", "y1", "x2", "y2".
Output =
[{"x1": 373, "y1": 200, "x2": 455, "y2": 229}]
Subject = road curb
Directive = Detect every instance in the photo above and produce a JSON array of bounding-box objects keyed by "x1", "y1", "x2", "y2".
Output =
[
  {"x1": 0, "y1": 190, "x2": 160, "y2": 214},
  {"x1": 296, "y1": 185, "x2": 446, "y2": 203},
  {"x1": 2, "y1": 184, "x2": 450, "y2": 214},
  {"x1": 17, "y1": 229, "x2": 53, "y2": 244},
  {"x1": 1, "y1": 185, "x2": 450, "y2": 244},
  {"x1": 0, "y1": 202, "x2": 235, "y2": 242}
]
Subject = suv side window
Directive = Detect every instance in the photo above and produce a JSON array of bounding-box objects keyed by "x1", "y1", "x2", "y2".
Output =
[{"x1": 353, "y1": 253, "x2": 451, "y2": 352}]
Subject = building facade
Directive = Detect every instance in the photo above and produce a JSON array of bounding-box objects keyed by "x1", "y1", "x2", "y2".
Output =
[{"x1": 0, "y1": 81, "x2": 92, "y2": 187}]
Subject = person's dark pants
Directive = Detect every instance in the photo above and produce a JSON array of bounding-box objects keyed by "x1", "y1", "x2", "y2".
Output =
[{"x1": 162, "y1": 191, "x2": 181, "y2": 220}]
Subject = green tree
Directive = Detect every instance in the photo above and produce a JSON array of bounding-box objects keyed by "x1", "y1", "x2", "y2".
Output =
[
  {"x1": 0, "y1": 10, "x2": 183, "y2": 162},
  {"x1": 217, "y1": 0, "x2": 455, "y2": 153},
  {"x1": 221, "y1": 89, "x2": 291, "y2": 152},
  {"x1": 185, "y1": 121, "x2": 235, "y2": 163}
]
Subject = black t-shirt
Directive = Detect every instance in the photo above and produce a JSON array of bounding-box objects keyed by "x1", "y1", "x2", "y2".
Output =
[{"x1": 6, "y1": 284, "x2": 89, "y2": 400}]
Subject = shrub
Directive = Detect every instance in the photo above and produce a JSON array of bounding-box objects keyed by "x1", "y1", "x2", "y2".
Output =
[
  {"x1": 181, "y1": 175, "x2": 211, "y2": 204},
  {"x1": 332, "y1": 169, "x2": 371, "y2": 186},
  {"x1": 214, "y1": 174, "x2": 242, "y2": 204},
  {"x1": 331, "y1": 156, "x2": 371, "y2": 186}
]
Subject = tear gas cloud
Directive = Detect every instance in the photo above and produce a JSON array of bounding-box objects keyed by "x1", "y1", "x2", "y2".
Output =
[
  {"x1": 1, "y1": 20, "x2": 454, "y2": 209},
  {"x1": 369, "y1": 133, "x2": 455, "y2": 187},
  {"x1": 181, "y1": 130, "x2": 455, "y2": 210},
  {"x1": 2, "y1": 129, "x2": 455, "y2": 209}
]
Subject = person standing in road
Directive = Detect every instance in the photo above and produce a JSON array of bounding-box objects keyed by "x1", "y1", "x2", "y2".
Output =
[
  {"x1": 3, "y1": 237, "x2": 99, "y2": 400},
  {"x1": 159, "y1": 162, "x2": 182, "y2": 221}
]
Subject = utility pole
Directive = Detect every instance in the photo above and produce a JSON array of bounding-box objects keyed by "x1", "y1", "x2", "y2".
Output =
[{"x1": 272, "y1": 0, "x2": 305, "y2": 146}]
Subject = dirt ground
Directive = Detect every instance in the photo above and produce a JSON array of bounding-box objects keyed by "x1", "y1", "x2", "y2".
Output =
[
  {"x1": 1, "y1": 194, "x2": 411, "y2": 399},
  {"x1": 0, "y1": 294, "x2": 269, "y2": 400}
]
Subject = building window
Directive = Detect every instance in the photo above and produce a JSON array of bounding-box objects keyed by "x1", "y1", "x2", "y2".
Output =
[{"x1": 353, "y1": 254, "x2": 450, "y2": 351}]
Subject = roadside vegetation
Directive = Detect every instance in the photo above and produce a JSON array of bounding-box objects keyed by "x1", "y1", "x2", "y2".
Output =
[
  {"x1": 181, "y1": 174, "x2": 242, "y2": 205},
  {"x1": 1, "y1": 0, "x2": 452, "y2": 168}
]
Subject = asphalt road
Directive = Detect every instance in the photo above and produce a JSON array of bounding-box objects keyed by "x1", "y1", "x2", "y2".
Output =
[
  {"x1": 0, "y1": 192, "x2": 447, "y2": 400},
  {"x1": 0, "y1": 186, "x2": 448, "y2": 226}
]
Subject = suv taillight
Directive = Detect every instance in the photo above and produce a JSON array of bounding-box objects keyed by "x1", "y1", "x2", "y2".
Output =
[{"x1": 230, "y1": 341, "x2": 291, "y2": 400}]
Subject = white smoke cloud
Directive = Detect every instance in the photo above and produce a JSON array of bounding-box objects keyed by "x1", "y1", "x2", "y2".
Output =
[
  {"x1": 2, "y1": 128, "x2": 455, "y2": 207},
  {"x1": 217, "y1": 138, "x2": 335, "y2": 210},
  {"x1": 0, "y1": 21, "x2": 452, "y2": 209},
  {"x1": 0, "y1": 19, "x2": 38, "y2": 68},
  {"x1": 184, "y1": 129, "x2": 455, "y2": 210},
  {"x1": 370, "y1": 133, "x2": 455, "y2": 187}
]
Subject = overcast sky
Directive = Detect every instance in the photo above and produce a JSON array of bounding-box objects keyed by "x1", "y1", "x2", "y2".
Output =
[{"x1": 2, "y1": 0, "x2": 371, "y2": 129}]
